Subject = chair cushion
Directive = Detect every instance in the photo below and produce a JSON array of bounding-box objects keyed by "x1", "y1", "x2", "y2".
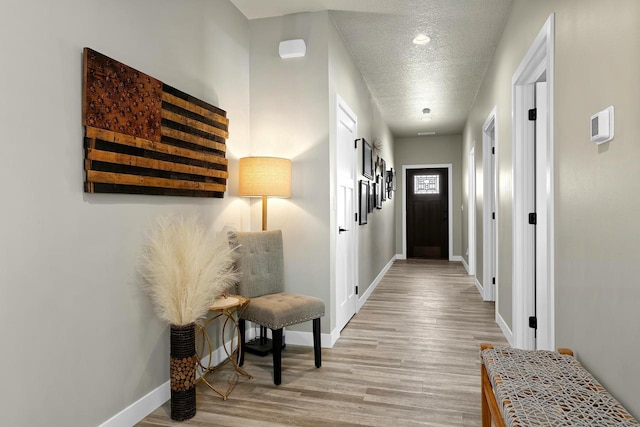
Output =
[{"x1": 241, "y1": 292, "x2": 325, "y2": 330}]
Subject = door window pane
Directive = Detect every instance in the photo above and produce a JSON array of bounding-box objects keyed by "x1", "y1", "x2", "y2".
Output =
[{"x1": 414, "y1": 175, "x2": 439, "y2": 194}]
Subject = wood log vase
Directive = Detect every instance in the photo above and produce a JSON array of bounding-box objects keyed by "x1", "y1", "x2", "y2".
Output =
[{"x1": 170, "y1": 323, "x2": 197, "y2": 421}]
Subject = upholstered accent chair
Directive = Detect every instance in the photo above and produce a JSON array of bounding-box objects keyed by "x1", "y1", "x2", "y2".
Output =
[{"x1": 230, "y1": 230, "x2": 325, "y2": 385}]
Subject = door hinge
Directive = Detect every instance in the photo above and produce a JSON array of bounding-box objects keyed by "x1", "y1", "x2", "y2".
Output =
[
  {"x1": 529, "y1": 316, "x2": 538, "y2": 329},
  {"x1": 354, "y1": 138, "x2": 361, "y2": 149},
  {"x1": 528, "y1": 108, "x2": 537, "y2": 121},
  {"x1": 492, "y1": 212, "x2": 495, "y2": 220},
  {"x1": 492, "y1": 147, "x2": 495, "y2": 155},
  {"x1": 355, "y1": 286, "x2": 359, "y2": 295},
  {"x1": 528, "y1": 212, "x2": 537, "y2": 225},
  {"x1": 492, "y1": 277, "x2": 496, "y2": 285},
  {"x1": 355, "y1": 213, "x2": 358, "y2": 222}
]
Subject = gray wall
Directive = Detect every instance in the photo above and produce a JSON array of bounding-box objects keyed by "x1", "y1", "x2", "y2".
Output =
[
  {"x1": 328, "y1": 15, "x2": 396, "y2": 299},
  {"x1": 394, "y1": 135, "x2": 463, "y2": 258},
  {"x1": 0, "y1": 0, "x2": 251, "y2": 425},
  {"x1": 462, "y1": 0, "x2": 640, "y2": 415},
  {"x1": 249, "y1": 12, "x2": 332, "y2": 332},
  {"x1": 249, "y1": 11, "x2": 395, "y2": 333}
]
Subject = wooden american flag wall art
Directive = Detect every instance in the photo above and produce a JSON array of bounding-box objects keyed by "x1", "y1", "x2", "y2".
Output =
[{"x1": 82, "y1": 48, "x2": 229, "y2": 197}]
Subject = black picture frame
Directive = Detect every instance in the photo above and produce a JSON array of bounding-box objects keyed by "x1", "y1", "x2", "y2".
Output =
[
  {"x1": 380, "y1": 159, "x2": 387, "y2": 201},
  {"x1": 375, "y1": 176, "x2": 383, "y2": 209},
  {"x1": 359, "y1": 180, "x2": 368, "y2": 225},
  {"x1": 362, "y1": 138, "x2": 373, "y2": 179},
  {"x1": 368, "y1": 181, "x2": 374, "y2": 213},
  {"x1": 387, "y1": 168, "x2": 395, "y2": 199}
]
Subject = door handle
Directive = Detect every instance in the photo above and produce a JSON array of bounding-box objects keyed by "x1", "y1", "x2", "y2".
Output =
[{"x1": 339, "y1": 227, "x2": 348, "y2": 233}]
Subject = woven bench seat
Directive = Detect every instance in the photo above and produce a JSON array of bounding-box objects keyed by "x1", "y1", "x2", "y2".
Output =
[{"x1": 480, "y1": 345, "x2": 638, "y2": 427}]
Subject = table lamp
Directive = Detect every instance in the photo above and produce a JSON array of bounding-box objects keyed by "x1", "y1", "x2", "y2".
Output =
[{"x1": 239, "y1": 157, "x2": 291, "y2": 231}]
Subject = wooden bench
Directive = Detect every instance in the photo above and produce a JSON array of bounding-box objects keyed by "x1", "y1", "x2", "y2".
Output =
[{"x1": 480, "y1": 344, "x2": 638, "y2": 426}]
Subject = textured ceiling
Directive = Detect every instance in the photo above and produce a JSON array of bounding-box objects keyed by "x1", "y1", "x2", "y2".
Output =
[{"x1": 230, "y1": 0, "x2": 513, "y2": 137}]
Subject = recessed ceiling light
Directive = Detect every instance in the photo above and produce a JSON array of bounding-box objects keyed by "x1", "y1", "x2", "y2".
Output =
[
  {"x1": 422, "y1": 107, "x2": 431, "y2": 114},
  {"x1": 413, "y1": 34, "x2": 431, "y2": 45},
  {"x1": 418, "y1": 131, "x2": 436, "y2": 136}
]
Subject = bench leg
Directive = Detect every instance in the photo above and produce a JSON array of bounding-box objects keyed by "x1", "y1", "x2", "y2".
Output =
[{"x1": 481, "y1": 364, "x2": 491, "y2": 427}]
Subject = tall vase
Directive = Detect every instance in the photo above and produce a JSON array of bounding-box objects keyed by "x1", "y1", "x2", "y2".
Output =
[{"x1": 170, "y1": 323, "x2": 197, "y2": 421}]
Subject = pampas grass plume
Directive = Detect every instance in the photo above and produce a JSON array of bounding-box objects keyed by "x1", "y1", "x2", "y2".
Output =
[{"x1": 140, "y1": 216, "x2": 238, "y2": 326}]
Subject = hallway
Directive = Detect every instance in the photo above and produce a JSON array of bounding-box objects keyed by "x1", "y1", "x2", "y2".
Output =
[{"x1": 139, "y1": 260, "x2": 508, "y2": 426}]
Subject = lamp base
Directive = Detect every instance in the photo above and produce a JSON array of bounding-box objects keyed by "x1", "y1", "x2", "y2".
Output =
[{"x1": 244, "y1": 335, "x2": 286, "y2": 357}]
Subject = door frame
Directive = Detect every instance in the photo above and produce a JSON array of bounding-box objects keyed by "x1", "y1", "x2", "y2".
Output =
[
  {"x1": 468, "y1": 143, "x2": 476, "y2": 276},
  {"x1": 334, "y1": 94, "x2": 358, "y2": 333},
  {"x1": 402, "y1": 164, "x2": 453, "y2": 260},
  {"x1": 511, "y1": 14, "x2": 555, "y2": 350},
  {"x1": 482, "y1": 106, "x2": 498, "y2": 302}
]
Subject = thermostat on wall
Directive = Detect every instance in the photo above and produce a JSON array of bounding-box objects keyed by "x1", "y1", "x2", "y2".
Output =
[{"x1": 591, "y1": 106, "x2": 614, "y2": 144}]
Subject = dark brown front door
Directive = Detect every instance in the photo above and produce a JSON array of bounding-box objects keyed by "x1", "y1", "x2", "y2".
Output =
[{"x1": 406, "y1": 168, "x2": 449, "y2": 259}]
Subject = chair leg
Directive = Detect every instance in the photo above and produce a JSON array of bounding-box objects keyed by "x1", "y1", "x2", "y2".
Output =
[
  {"x1": 238, "y1": 318, "x2": 246, "y2": 367},
  {"x1": 313, "y1": 317, "x2": 321, "y2": 368},
  {"x1": 272, "y1": 328, "x2": 283, "y2": 385}
]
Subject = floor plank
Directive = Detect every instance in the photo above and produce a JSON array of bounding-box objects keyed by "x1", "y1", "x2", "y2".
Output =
[{"x1": 137, "y1": 259, "x2": 509, "y2": 426}]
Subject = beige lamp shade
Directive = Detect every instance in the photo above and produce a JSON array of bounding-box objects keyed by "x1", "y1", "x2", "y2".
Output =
[{"x1": 239, "y1": 157, "x2": 291, "y2": 197}]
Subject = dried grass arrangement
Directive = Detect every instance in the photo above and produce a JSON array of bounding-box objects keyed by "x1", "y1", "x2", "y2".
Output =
[{"x1": 140, "y1": 215, "x2": 238, "y2": 326}]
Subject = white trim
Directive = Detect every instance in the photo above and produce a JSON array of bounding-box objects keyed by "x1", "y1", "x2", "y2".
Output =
[
  {"x1": 511, "y1": 14, "x2": 555, "y2": 350},
  {"x1": 474, "y1": 277, "x2": 483, "y2": 296},
  {"x1": 401, "y1": 164, "x2": 454, "y2": 260},
  {"x1": 496, "y1": 311, "x2": 514, "y2": 347},
  {"x1": 99, "y1": 382, "x2": 170, "y2": 427},
  {"x1": 482, "y1": 106, "x2": 498, "y2": 302},
  {"x1": 468, "y1": 143, "x2": 476, "y2": 276},
  {"x1": 357, "y1": 255, "x2": 396, "y2": 311},
  {"x1": 451, "y1": 255, "x2": 463, "y2": 262},
  {"x1": 460, "y1": 256, "x2": 470, "y2": 273},
  {"x1": 247, "y1": 323, "x2": 338, "y2": 349},
  {"x1": 395, "y1": 253, "x2": 406, "y2": 260}
]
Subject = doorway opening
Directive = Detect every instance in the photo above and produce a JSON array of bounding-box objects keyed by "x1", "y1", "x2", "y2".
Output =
[
  {"x1": 402, "y1": 164, "x2": 453, "y2": 260},
  {"x1": 468, "y1": 143, "x2": 476, "y2": 275},
  {"x1": 482, "y1": 107, "x2": 497, "y2": 302},
  {"x1": 512, "y1": 14, "x2": 555, "y2": 350}
]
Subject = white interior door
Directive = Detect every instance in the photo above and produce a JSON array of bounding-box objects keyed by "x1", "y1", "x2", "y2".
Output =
[
  {"x1": 336, "y1": 97, "x2": 357, "y2": 331},
  {"x1": 534, "y1": 81, "x2": 549, "y2": 350},
  {"x1": 468, "y1": 144, "x2": 476, "y2": 276},
  {"x1": 482, "y1": 109, "x2": 497, "y2": 302}
]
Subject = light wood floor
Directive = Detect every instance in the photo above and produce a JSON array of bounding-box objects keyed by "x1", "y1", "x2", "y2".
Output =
[{"x1": 138, "y1": 259, "x2": 508, "y2": 427}]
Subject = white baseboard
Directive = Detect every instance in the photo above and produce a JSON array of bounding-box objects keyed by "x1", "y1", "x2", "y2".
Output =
[
  {"x1": 243, "y1": 321, "x2": 338, "y2": 349},
  {"x1": 395, "y1": 253, "x2": 406, "y2": 260},
  {"x1": 459, "y1": 256, "x2": 469, "y2": 273},
  {"x1": 357, "y1": 255, "x2": 396, "y2": 311},
  {"x1": 496, "y1": 311, "x2": 514, "y2": 346},
  {"x1": 285, "y1": 329, "x2": 338, "y2": 348},
  {"x1": 99, "y1": 380, "x2": 169, "y2": 427},
  {"x1": 474, "y1": 277, "x2": 483, "y2": 296},
  {"x1": 451, "y1": 255, "x2": 463, "y2": 262}
]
